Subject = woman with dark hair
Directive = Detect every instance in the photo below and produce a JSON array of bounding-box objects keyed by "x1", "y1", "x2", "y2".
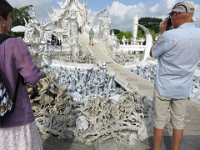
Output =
[{"x1": 0, "y1": 0, "x2": 43, "y2": 149}]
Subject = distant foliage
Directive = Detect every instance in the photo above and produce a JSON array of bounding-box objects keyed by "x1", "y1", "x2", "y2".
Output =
[
  {"x1": 10, "y1": 5, "x2": 33, "y2": 36},
  {"x1": 116, "y1": 31, "x2": 132, "y2": 41},
  {"x1": 138, "y1": 17, "x2": 162, "y2": 39},
  {"x1": 12, "y1": 5, "x2": 33, "y2": 26},
  {"x1": 111, "y1": 29, "x2": 132, "y2": 43},
  {"x1": 110, "y1": 29, "x2": 120, "y2": 35},
  {"x1": 111, "y1": 17, "x2": 162, "y2": 41},
  {"x1": 138, "y1": 17, "x2": 162, "y2": 33}
]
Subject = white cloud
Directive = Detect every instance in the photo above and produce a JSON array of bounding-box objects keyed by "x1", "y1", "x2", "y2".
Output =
[
  {"x1": 108, "y1": 1, "x2": 136, "y2": 19},
  {"x1": 7, "y1": 0, "x2": 30, "y2": 7},
  {"x1": 108, "y1": 2, "x2": 147, "y2": 31},
  {"x1": 150, "y1": 4, "x2": 159, "y2": 13},
  {"x1": 108, "y1": 0, "x2": 200, "y2": 31},
  {"x1": 164, "y1": 0, "x2": 177, "y2": 9},
  {"x1": 7, "y1": 0, "x2": 56, "y2": 20}
]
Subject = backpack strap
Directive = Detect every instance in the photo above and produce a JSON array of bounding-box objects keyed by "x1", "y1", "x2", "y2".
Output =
[
  {"x1": 0, "y1": 34, "x2": 11, "y2": 44},
  {"x1": 12, "y1": 74, "x2": 21, "y2": 109}
]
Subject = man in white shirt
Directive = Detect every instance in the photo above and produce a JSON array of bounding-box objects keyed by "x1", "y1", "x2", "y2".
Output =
[{"x1": 150, "y1": 1, "x2": 200, "y2": 150}]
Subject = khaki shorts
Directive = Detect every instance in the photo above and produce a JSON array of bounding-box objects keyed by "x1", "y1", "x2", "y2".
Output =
[{"x1": 153, "y1": 90, "x2": 188, "y2": 129}]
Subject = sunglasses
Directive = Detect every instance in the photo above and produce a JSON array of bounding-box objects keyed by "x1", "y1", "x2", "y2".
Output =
[{"x1": 169, "y1": 11, "x2": 182, "y2": 17}]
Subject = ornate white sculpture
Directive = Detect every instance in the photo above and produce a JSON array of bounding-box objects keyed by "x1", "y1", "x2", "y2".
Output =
[{"x1": 97, "y1": 9, "x2": 111, "y2": 39}]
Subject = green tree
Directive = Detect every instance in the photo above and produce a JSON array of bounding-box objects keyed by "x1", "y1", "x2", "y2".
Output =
[
  {"x1": 116, "y1": 31, "x2": 132, "y2": 42},
  {"x1": 139, "y1": 17, "x2": 162, "y2": 34},
  {"x1": 149, "y1": 29, "x2": 157, "y2": 40},
  {"x1": 137, "y1": 17, "x2": 162, "y2": 40},
  {"x1": 110, "y1": 29, "x2": 120, "y2": 35},
  {"x1": 137, "y1": 29, "x2": 145, "y2": 39},
  {"x1": 10, "y1": 5, "x2": 33, "y2": 36},
  {"x1": 12, "y1": 5, "x2": 33, "y2": 27},
  {"x1": 124, "y1": 31, "x2": 132, "y2": 40},
  {"x1": 110, "y1": 17, "x2": 162, "y2": 41},
  {"x1": 115, "y1": 32, "x2": 124, "y2": 40}
]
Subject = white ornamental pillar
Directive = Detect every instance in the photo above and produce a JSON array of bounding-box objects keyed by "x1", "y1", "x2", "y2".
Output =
[{"x1": 133, "y1": 15, "x2": 138, "y2": 42}]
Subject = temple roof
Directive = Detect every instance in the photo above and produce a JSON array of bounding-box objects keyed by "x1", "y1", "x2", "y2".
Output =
[{"x1": 49, "y1": 0, "x2": 86, "y2": 22}]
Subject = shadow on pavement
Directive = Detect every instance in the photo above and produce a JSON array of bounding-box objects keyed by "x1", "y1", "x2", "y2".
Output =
[
  {"x1": 42, "y1": 135, "x2": 95, "y2": 150},
  {"x1": 43, "y1": 136, "x2": 74, "y2": 150},
  {"x1": 145, "y1": 135, "x2": 200, "y2": 150}
]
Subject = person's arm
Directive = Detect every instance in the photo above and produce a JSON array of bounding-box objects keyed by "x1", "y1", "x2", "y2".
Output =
[
  {"x1": 150, "y1": 19, "x2": 168, "y2": 58},
  {"x1": 13, "y1": 38, "x2": 43, "y2": 85},
  {"x1": 150, "y1": 35, "x2": 167, "y2": 58}
]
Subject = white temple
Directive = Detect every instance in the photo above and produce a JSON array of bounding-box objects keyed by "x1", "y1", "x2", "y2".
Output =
[{"x1": 22, "y1": 0, "x2": 153, "y2": 66}]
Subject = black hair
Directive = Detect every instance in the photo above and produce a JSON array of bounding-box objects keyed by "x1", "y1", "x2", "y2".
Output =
[{"x1": 0, "y1": 0, "x2": 13, "y2": 20}]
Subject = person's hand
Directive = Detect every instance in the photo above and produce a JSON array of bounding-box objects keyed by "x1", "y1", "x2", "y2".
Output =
[{"x1": 159, "y1": 19, "x2": 168, "y2": 34}]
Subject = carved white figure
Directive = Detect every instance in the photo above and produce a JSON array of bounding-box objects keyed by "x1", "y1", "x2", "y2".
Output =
[
  {"x1": 97, "y1": 9, "x2": 111, "y2": 38},
  {"x1": 122, "y1": 36, "x2": 126, "y2": 45},
  {"x1": 102, "y1": 12, "x2": 111, "y2": 38},
  {"x1": 64, "y1": 10, "x2": 79, "y2": 44},
  {"x1": 76, "y1": 115, "x2": 89, "y2": 130}
]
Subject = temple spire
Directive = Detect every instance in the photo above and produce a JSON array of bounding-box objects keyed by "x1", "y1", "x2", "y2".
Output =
[{"x1": 133, "y1": 15, "x2": 138, "y2": 42}]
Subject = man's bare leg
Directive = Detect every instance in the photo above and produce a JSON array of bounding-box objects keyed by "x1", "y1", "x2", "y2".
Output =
[
  {"x1": 154, "y1": 127, "x2": 163, "y2": 150},
  {"x1": 172, "y1": 129, "x2": 183, "y2": 150}
]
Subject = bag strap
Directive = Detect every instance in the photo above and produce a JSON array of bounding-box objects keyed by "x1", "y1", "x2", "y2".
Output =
[
  {"x1": 12, "y1": 74, "x2": 21, "y2": 110},
  {"x1": 0, "y1": 34, "x2": 11, "y2": 44}
]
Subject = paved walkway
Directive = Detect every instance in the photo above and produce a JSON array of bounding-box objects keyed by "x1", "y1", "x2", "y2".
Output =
[
  {"x1": 43, "y1": 137, "x2": 95, "y2": 150},
  {"x1": 79, "y1": 34, "x2": 153, "y2": 99}
]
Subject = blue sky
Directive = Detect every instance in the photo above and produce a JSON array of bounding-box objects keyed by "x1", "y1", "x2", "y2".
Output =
[
  {"x1": 87, "y1": 0, "x2": 139, "y2": 11},
  {"x1": 7, "y1": 0, "x2": 200, "y2": 30},
  {"x1": 86, "y1": 0, "x2": 159, "y2": 11}
]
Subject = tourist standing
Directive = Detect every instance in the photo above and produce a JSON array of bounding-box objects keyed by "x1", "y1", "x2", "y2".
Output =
[
  {"x1": 89, "y1": 28, "x2": 94, "y2": 45},
  {"x1": 0, "y1": 1, "x2": 43, "y2": 149},
  {"x1": 150, "y1": 1, "x2": 200, "y2": 150}
]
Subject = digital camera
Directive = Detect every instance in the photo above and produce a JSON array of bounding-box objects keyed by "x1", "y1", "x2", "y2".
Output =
[{"x1": 166, "y1": 17, "x2": 172, "y2": 30}]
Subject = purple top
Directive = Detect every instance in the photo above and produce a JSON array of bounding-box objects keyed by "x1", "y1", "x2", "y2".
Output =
[{"x1": 0, "y1": 37, "x2": 43, "y2": 128}]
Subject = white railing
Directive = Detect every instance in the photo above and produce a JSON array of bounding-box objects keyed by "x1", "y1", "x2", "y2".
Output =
[{"x1": 119, "y1": 44, "x2": 145, "y2": 52}]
